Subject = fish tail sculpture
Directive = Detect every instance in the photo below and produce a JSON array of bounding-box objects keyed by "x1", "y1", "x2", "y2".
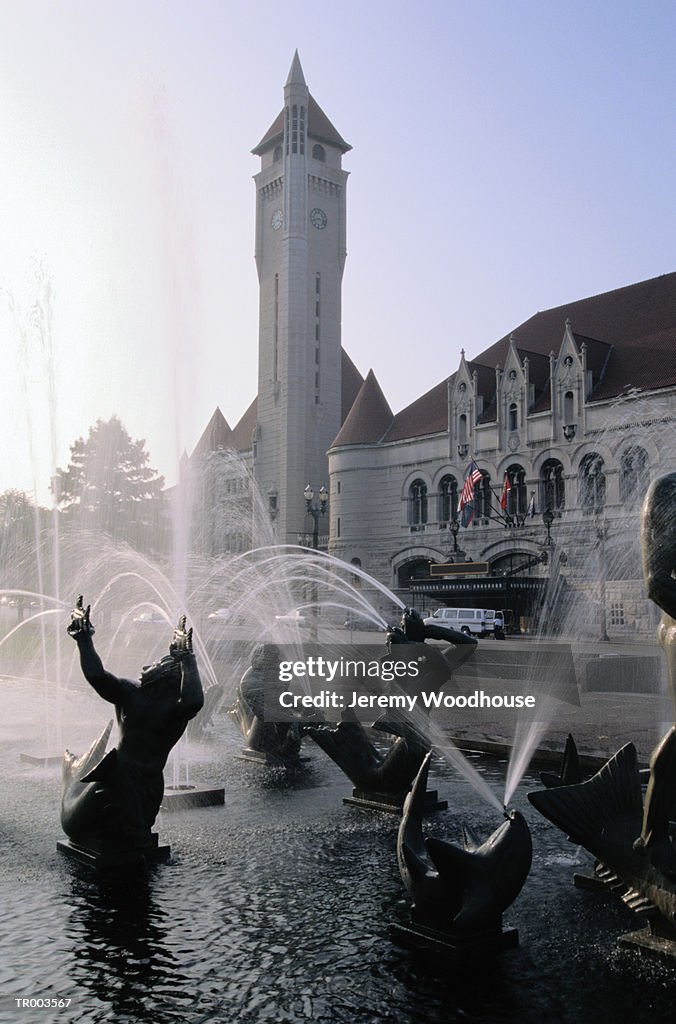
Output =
[
  {"x1": 528, "y1": 742, "x2": 643, "y2": 855},
  {"x1": 528, "y1": 743, "x2": 676, "y2": 930},
  {"x1": 398, "y1": 752, "x2": 532, "y2": 938},
  {"x1": 61, "y1": 720, "x2": 116, "y2": 840},
  {"x1": 540, "y1": 733, "x2": 584, "y2": 789}
]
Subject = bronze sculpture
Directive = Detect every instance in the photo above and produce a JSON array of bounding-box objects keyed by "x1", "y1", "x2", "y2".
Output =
[
  {"x1": 59, "y1": 597, "x2": 204, "y2": 865},
  {"x1": 229, "y1": 643, "x2": 303, "y2": 765},
  {"x1": 307, "y1": 608, "x2": 476, "y2": 810},
  {"x1": 540, "y1": 733, "x2": 584, "y2": 789},
  {"x1": 393, "y1": 752, "x2": 532, "y2": 955},
  {"x1": 634, "y1": 471, "x2": 676, "y2": 875},
  {"x1": 529, "y1": 472, "x2": 676, "y2": 954}
]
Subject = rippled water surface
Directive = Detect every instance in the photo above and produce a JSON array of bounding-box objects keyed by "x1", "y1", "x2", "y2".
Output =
[{"x1": 2, "y1": 679, "x2": 676, "y2": 1024}]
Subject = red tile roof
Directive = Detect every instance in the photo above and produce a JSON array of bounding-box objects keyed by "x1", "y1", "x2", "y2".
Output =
[
  {"x1": 341, "y1": 272, "x2": 676, "y2": 445},
  {"x1": 341, "y1": 349, "x2": 365, "y2": 422},
  {"x1": 382, "y1": 377, "x2": 449, "y2": 443},
  {"x1": 333, "y1": 369, "x2": 393, "y2": 446},
  {"x1": 228, "y1": 398, "x2": 258, "y2": 452},
  {"x1": 190, "y1": 407, "x2": 231, "y2": 458},
  {"x1": 483, "y1": 272, "x2": 676, "y2": 398}
]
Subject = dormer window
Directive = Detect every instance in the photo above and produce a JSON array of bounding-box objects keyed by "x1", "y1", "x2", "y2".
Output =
[
  {"x1": 508, "y1": 370, "x2": 517, "y2": 381},
  {"x1": 564, "y1": 355, "x2": 574, "y2": 368},
  {"x1": 312, "y1": 143, "x2": 325, "y2": 161}
]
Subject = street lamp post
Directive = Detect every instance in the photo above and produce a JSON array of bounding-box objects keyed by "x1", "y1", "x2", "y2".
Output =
[
  {"x1": 594, "y1": 512, "x2": 609, "y2": 642},
  {"x1": 542, "y1": 507, "x2": 554, "y2": 547},
  {"x1": 303, "y1": 484, "x2": 328, "y2": 549},
  {"x1": 303, "y1": 484, "x2": 328, "y2": 639},
  {"x1": 449, "y1": 517, "x2": 460, "y2": 556}
]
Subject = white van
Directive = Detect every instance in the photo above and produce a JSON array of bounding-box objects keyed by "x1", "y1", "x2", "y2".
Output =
[{"x1": 423, "y1": 607, "x2": 497, "y2": 638}]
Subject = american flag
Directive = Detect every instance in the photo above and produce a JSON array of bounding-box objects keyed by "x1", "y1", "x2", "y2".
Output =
[{"x1": 458, "y1": 462, "x2": 482, "y2": 526}]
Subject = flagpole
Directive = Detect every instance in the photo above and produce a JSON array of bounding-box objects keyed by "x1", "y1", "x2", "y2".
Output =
[{"x1": 488, "y1": 485, "x2": 515, "y2": 526}]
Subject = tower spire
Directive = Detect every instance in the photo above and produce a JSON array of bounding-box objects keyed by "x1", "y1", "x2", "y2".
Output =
[{"x1": 286, "y1": 50, "x2": 306, "y2": 87}]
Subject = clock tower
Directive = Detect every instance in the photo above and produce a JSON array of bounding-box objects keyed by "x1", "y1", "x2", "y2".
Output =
[{"x1": 252, "y1": 52, "x2": 351, "y2": 545}]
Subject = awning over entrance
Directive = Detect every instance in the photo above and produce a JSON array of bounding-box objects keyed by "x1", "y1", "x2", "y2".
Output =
[
  {"x1": 410, "y1": 576, "x2": 547, "y2": 598},
  {"x1": 409, "y1": 575, "x2": 551, "y2": 633}
]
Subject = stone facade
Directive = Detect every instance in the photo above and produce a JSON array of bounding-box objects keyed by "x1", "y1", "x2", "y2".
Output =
[
  {"x1": 328, "y1": 308, "x2": 676, "y2": 637},
  {"x1": 184, "y1": 54, "x2": 676, "y2": 641}
]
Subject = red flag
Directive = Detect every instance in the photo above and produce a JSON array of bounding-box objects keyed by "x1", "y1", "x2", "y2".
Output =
[{"x1": 500, "y1": 472, "x2": 511, "y2": 510}]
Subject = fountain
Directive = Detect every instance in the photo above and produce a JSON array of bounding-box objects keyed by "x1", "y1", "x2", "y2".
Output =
[
  {"x1": 528, "y1": 471, "x2": 676, "y2": 958},
  {"x1": 305, "y1": 608, "x2": 477, "y2": 812},
  {"x1": 5, "y1": 534, "x2": 676, "y2": 1017},
  {"x1": 3, "y1": 291, "x2": 676, "y2": 1014},
  {"x1": 58, "y1": 599, "x2": 205, "y2": 867}
]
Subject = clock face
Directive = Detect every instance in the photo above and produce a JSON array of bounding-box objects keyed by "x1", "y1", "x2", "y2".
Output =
[
  {"x1": 271, "y1": 209, "x2": 283, "y2": 231},
  {"x1": 310, "y1": 208, "x2": 327, "y2": 230}
]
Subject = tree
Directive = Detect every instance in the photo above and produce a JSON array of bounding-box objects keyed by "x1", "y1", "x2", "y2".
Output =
[
  {"x1": 52, "y1": 416, "x2": 168, "y2": 553},
  {"x1": 0, "y1": 489, "x2": 51, "y2": 617}
]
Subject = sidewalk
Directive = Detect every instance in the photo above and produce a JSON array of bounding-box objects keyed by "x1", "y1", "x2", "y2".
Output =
[{"x1": 444, "y1": 688, "x2": 672, "y2": 771}]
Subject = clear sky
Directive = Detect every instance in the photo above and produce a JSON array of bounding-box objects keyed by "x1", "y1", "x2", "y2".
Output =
[{"x1": 0, "y1": 0, "x2": 674, "y2": 502}]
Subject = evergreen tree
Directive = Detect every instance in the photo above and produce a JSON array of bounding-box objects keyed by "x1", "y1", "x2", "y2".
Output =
[
  {"x1": 52, "y1": 416, "x2": 167, "y2": 553},
  {"x1": 0, "y1": 489, "x2": 51, "y2": 616}
]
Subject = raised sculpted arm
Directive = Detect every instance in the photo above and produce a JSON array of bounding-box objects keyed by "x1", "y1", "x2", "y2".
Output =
[
  {"x1": 170, "y1": 616, "x2": 204, "y2": 719},
  {"x1": 67, "y1": 596, "x2": 130, "y2": 704},
  {"x1": 642, "y1": 474, "x2": 676, "y2": 619}
]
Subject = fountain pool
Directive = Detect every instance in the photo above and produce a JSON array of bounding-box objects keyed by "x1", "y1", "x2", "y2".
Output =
[{"x1": 2, "y1": 669, "x2": 676, "y2": 1024}]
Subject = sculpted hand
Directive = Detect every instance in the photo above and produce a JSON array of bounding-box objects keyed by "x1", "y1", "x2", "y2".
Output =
[
  {"x1": 170, "y1": 614, "x2": 193, "y2": 659},
  {"x1": 67, "y1": 595, "x2": 95, "y2": 638}
]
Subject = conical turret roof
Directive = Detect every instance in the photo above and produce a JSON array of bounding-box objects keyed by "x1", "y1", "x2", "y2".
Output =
[{"x1": 332, "y1": 369, "x2": 393, "y2": 447}]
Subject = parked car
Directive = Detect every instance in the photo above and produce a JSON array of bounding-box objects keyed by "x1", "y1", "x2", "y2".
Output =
[
  {"x1": 126, "y1": 610, "x2": 169, "y2": 647},
  {"x1": 132, "y1": 610, "x2": 168, "y2": 628},
  {"x1": 274, "y1": 610, "x2": 307, "y2": 626},
  {"x1": 423, "y1": 607, "x2": 497, "y2": 638},
  {"x1": 208, "y1": 607, "x2": 231, "y2": 621}
]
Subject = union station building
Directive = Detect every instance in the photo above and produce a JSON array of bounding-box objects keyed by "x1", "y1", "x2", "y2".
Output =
[{"x1": 184, "y1": 54, "x2": 676, "y2": 639}]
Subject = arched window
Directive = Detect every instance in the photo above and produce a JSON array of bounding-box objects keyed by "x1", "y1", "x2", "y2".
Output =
[
  {"x1": 458, "y1": 414, "x2": 467, "y2": 444},
  {"x1": 408, "y1": 479, "x2": 428, "y2": 526},
  {"x1": 273, "y1": 144, "x2": 283, "y2": 162},
  {"x1": 579, "y1": 453, "x2": 606, "y2": 512},
  {"x1": 620, "y1": 446, "x2": 650, "y2": 506},
  {"x1": 397, "y1": 558, "x2": 432, "y2": 588},
  {"x1": 438, "y1": 475, "x2": 458, "y2": 523},
  {"x1": 474, "y1": 472, "x2": 492, "y2": 520},
  {"x1": 350, "y1": 556, "x2": 362, "y2": 588},
  {"x1": 540, "y1": 459, "x2": 565, "y2": 512},
  {"x1": 506, "y1": 464, "x2": 527, "y2": 516},
  {"x1": 312, "y1": 143, "x2": 325, "y2": 161},
  {"x1": 508, "y1": 403, "x2": 519, "y2": 432}
]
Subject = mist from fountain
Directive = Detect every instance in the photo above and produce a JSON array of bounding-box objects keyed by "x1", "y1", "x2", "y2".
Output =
[{"x1": 502, "y1": 391, "x2": 676, "y2": 804}]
